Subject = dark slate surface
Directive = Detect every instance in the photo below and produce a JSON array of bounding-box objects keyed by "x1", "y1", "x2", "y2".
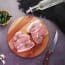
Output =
[{"x1": 0, "y1": 0, "x2": 65, "y2": 65}]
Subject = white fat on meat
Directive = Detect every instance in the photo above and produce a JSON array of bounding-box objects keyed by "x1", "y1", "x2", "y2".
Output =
[{"x1": 27, "y1": 19, "x2": 41, "y2": 33}]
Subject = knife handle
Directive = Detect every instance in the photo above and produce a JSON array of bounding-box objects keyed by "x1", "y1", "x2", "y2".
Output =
[{"x1": 43, "y1": 50, "x2": 53, "y2": 65}]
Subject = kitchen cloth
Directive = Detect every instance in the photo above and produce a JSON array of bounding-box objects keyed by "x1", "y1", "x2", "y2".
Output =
[{"x1": 17, "y1": 0, "x2": 65, "y2": 34}]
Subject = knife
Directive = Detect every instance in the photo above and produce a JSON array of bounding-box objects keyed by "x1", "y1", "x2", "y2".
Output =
[
  {"x1": 43, "y1": 30, "x2": 58, "y2": 65},
  {"x1": 26, "y1": 0, "x2": 63, "y2": 13}
]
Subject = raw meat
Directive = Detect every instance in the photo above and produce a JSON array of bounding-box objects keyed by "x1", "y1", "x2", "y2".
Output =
[
  {"x1": 27, "y1": 20, "x2": 45, "y2": 44},
  {"x1": 13, "y1": 32, "x2": 35, "y2": 52}
]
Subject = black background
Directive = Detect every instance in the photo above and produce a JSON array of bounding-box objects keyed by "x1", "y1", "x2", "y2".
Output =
[{"x1": 17, "y1": 0, "x2": 65, "y2": 34}]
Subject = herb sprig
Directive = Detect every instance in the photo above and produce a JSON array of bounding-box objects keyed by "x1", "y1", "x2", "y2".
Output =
[{"x1": 0, "y1": 11, "x2": 11, "y2": 25}]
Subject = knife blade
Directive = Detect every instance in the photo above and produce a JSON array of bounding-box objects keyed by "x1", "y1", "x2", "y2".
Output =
[
  {"x1": 26, "y1": 0, "x2": 63, "y2": 13},
  {"x1": 43, "y1": 30, "x2": 58, "y2": 65}
]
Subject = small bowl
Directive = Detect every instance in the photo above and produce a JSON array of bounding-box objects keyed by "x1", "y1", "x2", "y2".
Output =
[{"x1": 0, "y1": 10, "x2": 11, "y2": 26}]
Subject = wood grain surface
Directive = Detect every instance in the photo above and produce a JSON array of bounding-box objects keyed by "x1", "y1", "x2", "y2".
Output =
[{"x1": 8, "y1": 15, "x2": 48, "y2": 58}]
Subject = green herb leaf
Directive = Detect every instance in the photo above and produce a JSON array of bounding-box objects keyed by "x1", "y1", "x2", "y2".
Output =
[{"x1": 0, "y1": 11, "x2": 11, "y2": 24}]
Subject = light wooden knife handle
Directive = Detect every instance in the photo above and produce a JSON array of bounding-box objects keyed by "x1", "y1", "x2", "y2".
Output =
[{"x1": 43, "y1": 50, "x2": 53, "y2": 65}]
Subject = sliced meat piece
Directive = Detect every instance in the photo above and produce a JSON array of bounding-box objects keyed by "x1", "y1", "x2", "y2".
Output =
[
  {"x1": 13, "y1": 32, "x2": 35, "y2": 52},
  {"x1": 13, "y1": 32, "x2": 22, "y2": 42},
  {"x1": 27, "y1": 21, "x2": 45, "y2": 44},
  {"x1": 13, "y1": 32, "x2": 30, "y2": 42},
  {"x1": 16, "y1": 40, "x2": 35, "y2": 52},
  {"x1": 31, "y1": 31, "x2": 43, "y2": 44},
  {"x1": 27, "y1": 19, "x2": 41, "y2": 33}
]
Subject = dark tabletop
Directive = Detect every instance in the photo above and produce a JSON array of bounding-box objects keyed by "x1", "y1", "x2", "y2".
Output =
[{"x1": 0, "y1": 0, "x2": 65, "y2": 65}]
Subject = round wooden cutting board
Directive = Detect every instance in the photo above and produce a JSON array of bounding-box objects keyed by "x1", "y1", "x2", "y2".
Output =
[{"x1": 8, "y1": 15, "x2": 49, "y2": 58}]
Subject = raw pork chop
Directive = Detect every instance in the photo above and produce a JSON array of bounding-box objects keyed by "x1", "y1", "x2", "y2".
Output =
[
  {"x1": 13, "y1": 32, "x2": 35, "y2": 52},
  {"x1": 27, "y1": 20, "x2": 45, "y2": 44}
]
